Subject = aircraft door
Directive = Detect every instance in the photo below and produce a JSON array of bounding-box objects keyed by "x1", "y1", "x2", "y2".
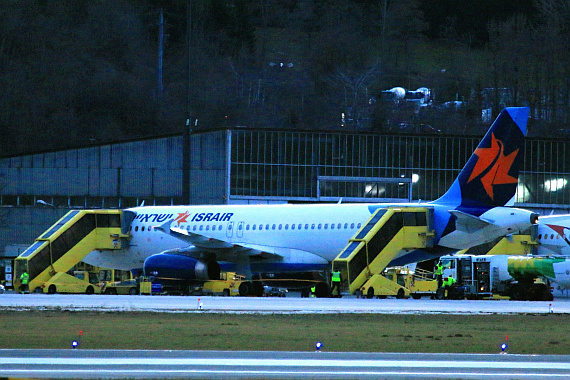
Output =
[
  {"x1": 226, "y1": 221, "x2": 234, "y2": 238},
  {"x1": 237, "y1": 221, "x2": 244, "y2": 238}
]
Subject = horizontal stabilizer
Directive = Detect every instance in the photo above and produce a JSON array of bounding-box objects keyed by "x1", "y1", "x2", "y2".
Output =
[{"x1": 449, "y1": 210, "x2": 491, "y2": 233}]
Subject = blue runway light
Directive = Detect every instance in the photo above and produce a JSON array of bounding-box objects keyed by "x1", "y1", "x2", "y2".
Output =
[
  {"x1": 72, "y1": 340, "x2": 79, "y2": 349},
  {"x1": 315, "y1": 342, "x2": 322, "y2": 352},
  {"x1": 501, "y1": 343, "x2": 507, "y2": 352}
]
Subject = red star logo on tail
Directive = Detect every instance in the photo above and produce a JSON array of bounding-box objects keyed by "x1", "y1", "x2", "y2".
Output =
[{"x1": 467, "y1": 133, "x2": 518, "y2": 200}]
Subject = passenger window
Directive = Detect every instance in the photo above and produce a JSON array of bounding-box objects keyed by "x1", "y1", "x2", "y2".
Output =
[
  {"x1": 318, "y1": 224, "x2": 322, "y2": 229},
  {"x1": 266, "y1": 224, "x2": 270, "y2": 230},
  {"x1": 305, "y1": 224, "x2": 309, "y2": 229},
  {"x1": 142, "y1": 226, "x2": 145, "y2": 232},
  {"x1": 331, "y1": 224, "x2": 334, "y2": 229},
  {"x1": 344, "y1": 223, "x2": 348, "y2": 229},
  {"x1": 193, "y1": 225, "x2": 197, "y2": 231},
  {"x1": 350, "y1": 223, "x2": 354, "y2": 229},
  {"x1": 206, "y1": 225, "x2": 210, "y2": 231},
  {"x1": 199, "y1": 225, "x2": 204, "y2": 231},
  {"x1": 279, "y1": 224, "x2": 282, "y2": 230},
  {"x1": 135, "y1": 226, "x2": 139, "y2": 232},
  {"x1": 291, "y1": 224, "x2": 295, "y2": 230},
  {"x1": 285, "y1": 224, "x2": 289, "y2": 230},
  {"x1": 272, "y1": 224, "x2": 276, "y2": 230},
  {"x1": 357, "y1": 223, "x2": 361, "y2": 228},
  {"x1": 252, "y1": 225, "x2": 256, "y2": 230},
  {"x1": 311, "y1": 224, "x2": 315, "y2": 229},
  {"x1": 299, "y1": 224, "x2": 302, "y2": 230}
]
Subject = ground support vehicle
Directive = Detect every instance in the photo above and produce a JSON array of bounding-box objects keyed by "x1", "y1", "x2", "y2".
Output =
[
  {"x1": 437, "y1": 255, "x2": 553, "y2": 301},
  {"x1": 13, "y1": 210, "x2": 128, "y2": 293},
  {"x1": 42, "y1": 270, "x2": 101, "y2": 294},
  {"x1": 333, "y1": 207, "x2": 435, "y2": 297},
  {"x1": 359, "y1": 267, "x2": 437, "y2": 299},
  {"x1": 98, "y1": 268, "x2": 138, "y2": 295},
  {"x1": 201, "y1": 272, "x2": 245, "y2": 296}
]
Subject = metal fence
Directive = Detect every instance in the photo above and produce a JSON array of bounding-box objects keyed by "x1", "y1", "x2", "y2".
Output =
[{"x1": 229, "y1": 130, "x2": 570, "y2": 207}]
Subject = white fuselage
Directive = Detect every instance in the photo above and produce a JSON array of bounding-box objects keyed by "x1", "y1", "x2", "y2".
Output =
[{"x1": 83, "y1": 203, "x2": 535, "y2": 272}]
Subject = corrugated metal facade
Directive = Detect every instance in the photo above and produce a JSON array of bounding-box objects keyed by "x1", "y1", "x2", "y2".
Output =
[{"x1": 0, "y1": 131, "x2": 228, "y2": 205}]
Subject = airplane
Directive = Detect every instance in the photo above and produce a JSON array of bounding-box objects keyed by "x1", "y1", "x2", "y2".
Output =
[
  {"x1": 526, "y1": 214, "x2": 570, "y2": 290},
  {"x1": 83, "y1": 107, "x2": 537, "y2": 294}
]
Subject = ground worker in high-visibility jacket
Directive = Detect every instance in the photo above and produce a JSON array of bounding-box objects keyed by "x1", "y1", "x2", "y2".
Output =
[
  {"x1": 435, "y1": 261, "x2": 443, "y2": 288},
  {"x1": 19, "y1": 271, "x2": 29, "y2": 294},
  {"x1": 331, "y1": 270, "x2": 342, "y2": 297},
  {"x1": 442, "y1": 276, "x2": 456, "y2": 288}
]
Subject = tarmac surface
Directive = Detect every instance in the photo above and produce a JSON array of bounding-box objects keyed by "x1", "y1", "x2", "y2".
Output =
[
  {"x1": 1, "y1": 349, "x2": 569, "y2": 379},
  {"x1": 0, "y1": 292, "x2": 568, "y2": 314}
]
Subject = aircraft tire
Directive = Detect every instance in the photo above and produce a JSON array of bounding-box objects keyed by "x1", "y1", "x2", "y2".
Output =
[
  {"x1": 223, "y1": 289, "x2": 230, "y2": 297},
  {"x1": 396, "y1": 288, "x2": 405, "y2": 299},
  {"x1": 48, "y1": 285, "x2": 56, "y2": 294},
  {"x1": 129, "y1": 287, "x2": 138, "y2": 295},
  {"x1": 366, "y1": 287, "x2": 374, "y2": 299},
  {"x1": 86, "y1": 286, "x2": 94, "y2": 295}
]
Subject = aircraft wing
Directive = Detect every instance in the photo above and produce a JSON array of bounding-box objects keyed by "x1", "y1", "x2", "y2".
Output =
[{"x1": 155, "y1": 219, "x2": 286, "y2": 261}]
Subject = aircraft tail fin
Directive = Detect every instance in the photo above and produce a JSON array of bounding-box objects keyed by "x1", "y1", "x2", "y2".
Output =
[{"x1": 434, "y1": 107, "x2": 529, "y2": 211}]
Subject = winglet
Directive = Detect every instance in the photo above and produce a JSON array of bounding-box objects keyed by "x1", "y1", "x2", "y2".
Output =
[{"x1": 154, "y1": 219, "x2": 174, "y2": 233}]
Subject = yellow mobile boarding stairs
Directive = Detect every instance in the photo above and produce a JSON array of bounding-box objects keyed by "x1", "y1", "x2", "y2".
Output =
[
  {"x1": 13, "y1": 210, "x2": 130, "y2": 294},
  {"x1": 332, "y1": 207, "x2": 435, "y2": 297}
]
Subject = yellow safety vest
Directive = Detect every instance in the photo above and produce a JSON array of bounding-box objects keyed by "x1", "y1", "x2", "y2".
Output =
[
  {"x1": 435, "y1": 264, "x2": 443, "y2": 275},
  {"x1": 332, "y1": 271, "x2": 341, "y2": 282}
]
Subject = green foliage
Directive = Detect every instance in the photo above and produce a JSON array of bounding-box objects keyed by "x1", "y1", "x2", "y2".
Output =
[{"x1": 0, "y1": 0, "x2": 567, "y2": 157}]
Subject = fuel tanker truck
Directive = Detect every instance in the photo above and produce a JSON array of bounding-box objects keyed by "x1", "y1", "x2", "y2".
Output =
[{"x1": 437, "y1": 254, "x2": 570, "y2": 301}]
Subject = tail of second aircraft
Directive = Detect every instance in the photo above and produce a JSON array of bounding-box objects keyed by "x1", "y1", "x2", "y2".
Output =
[{"x1": 434, "y1": 107, "x2": 530, "y2": 213}]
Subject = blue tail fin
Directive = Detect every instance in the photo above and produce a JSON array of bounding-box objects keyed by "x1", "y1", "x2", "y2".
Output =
[{"x1": 434, "y1": 107, "x2": 529, "y2": 211}]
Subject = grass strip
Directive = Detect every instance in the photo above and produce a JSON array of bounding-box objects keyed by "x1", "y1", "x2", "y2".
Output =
[{"x1": 1, "y1": 311, "x2": 568, "y2": 354}]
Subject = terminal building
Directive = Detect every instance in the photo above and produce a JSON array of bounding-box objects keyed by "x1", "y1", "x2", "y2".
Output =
[{"x1": 1, "y1": 127, "x2": 570, "y2": 284}]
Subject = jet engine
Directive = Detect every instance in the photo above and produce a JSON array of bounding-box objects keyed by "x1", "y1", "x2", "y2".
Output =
[{"x1": 143, "y1": 253, "x2": 220, "y2": 282}]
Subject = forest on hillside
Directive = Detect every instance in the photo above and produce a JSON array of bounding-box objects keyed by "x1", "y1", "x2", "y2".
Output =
[{"x1": 1, "y1": 0, "x2": 569, "y2": 157}]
